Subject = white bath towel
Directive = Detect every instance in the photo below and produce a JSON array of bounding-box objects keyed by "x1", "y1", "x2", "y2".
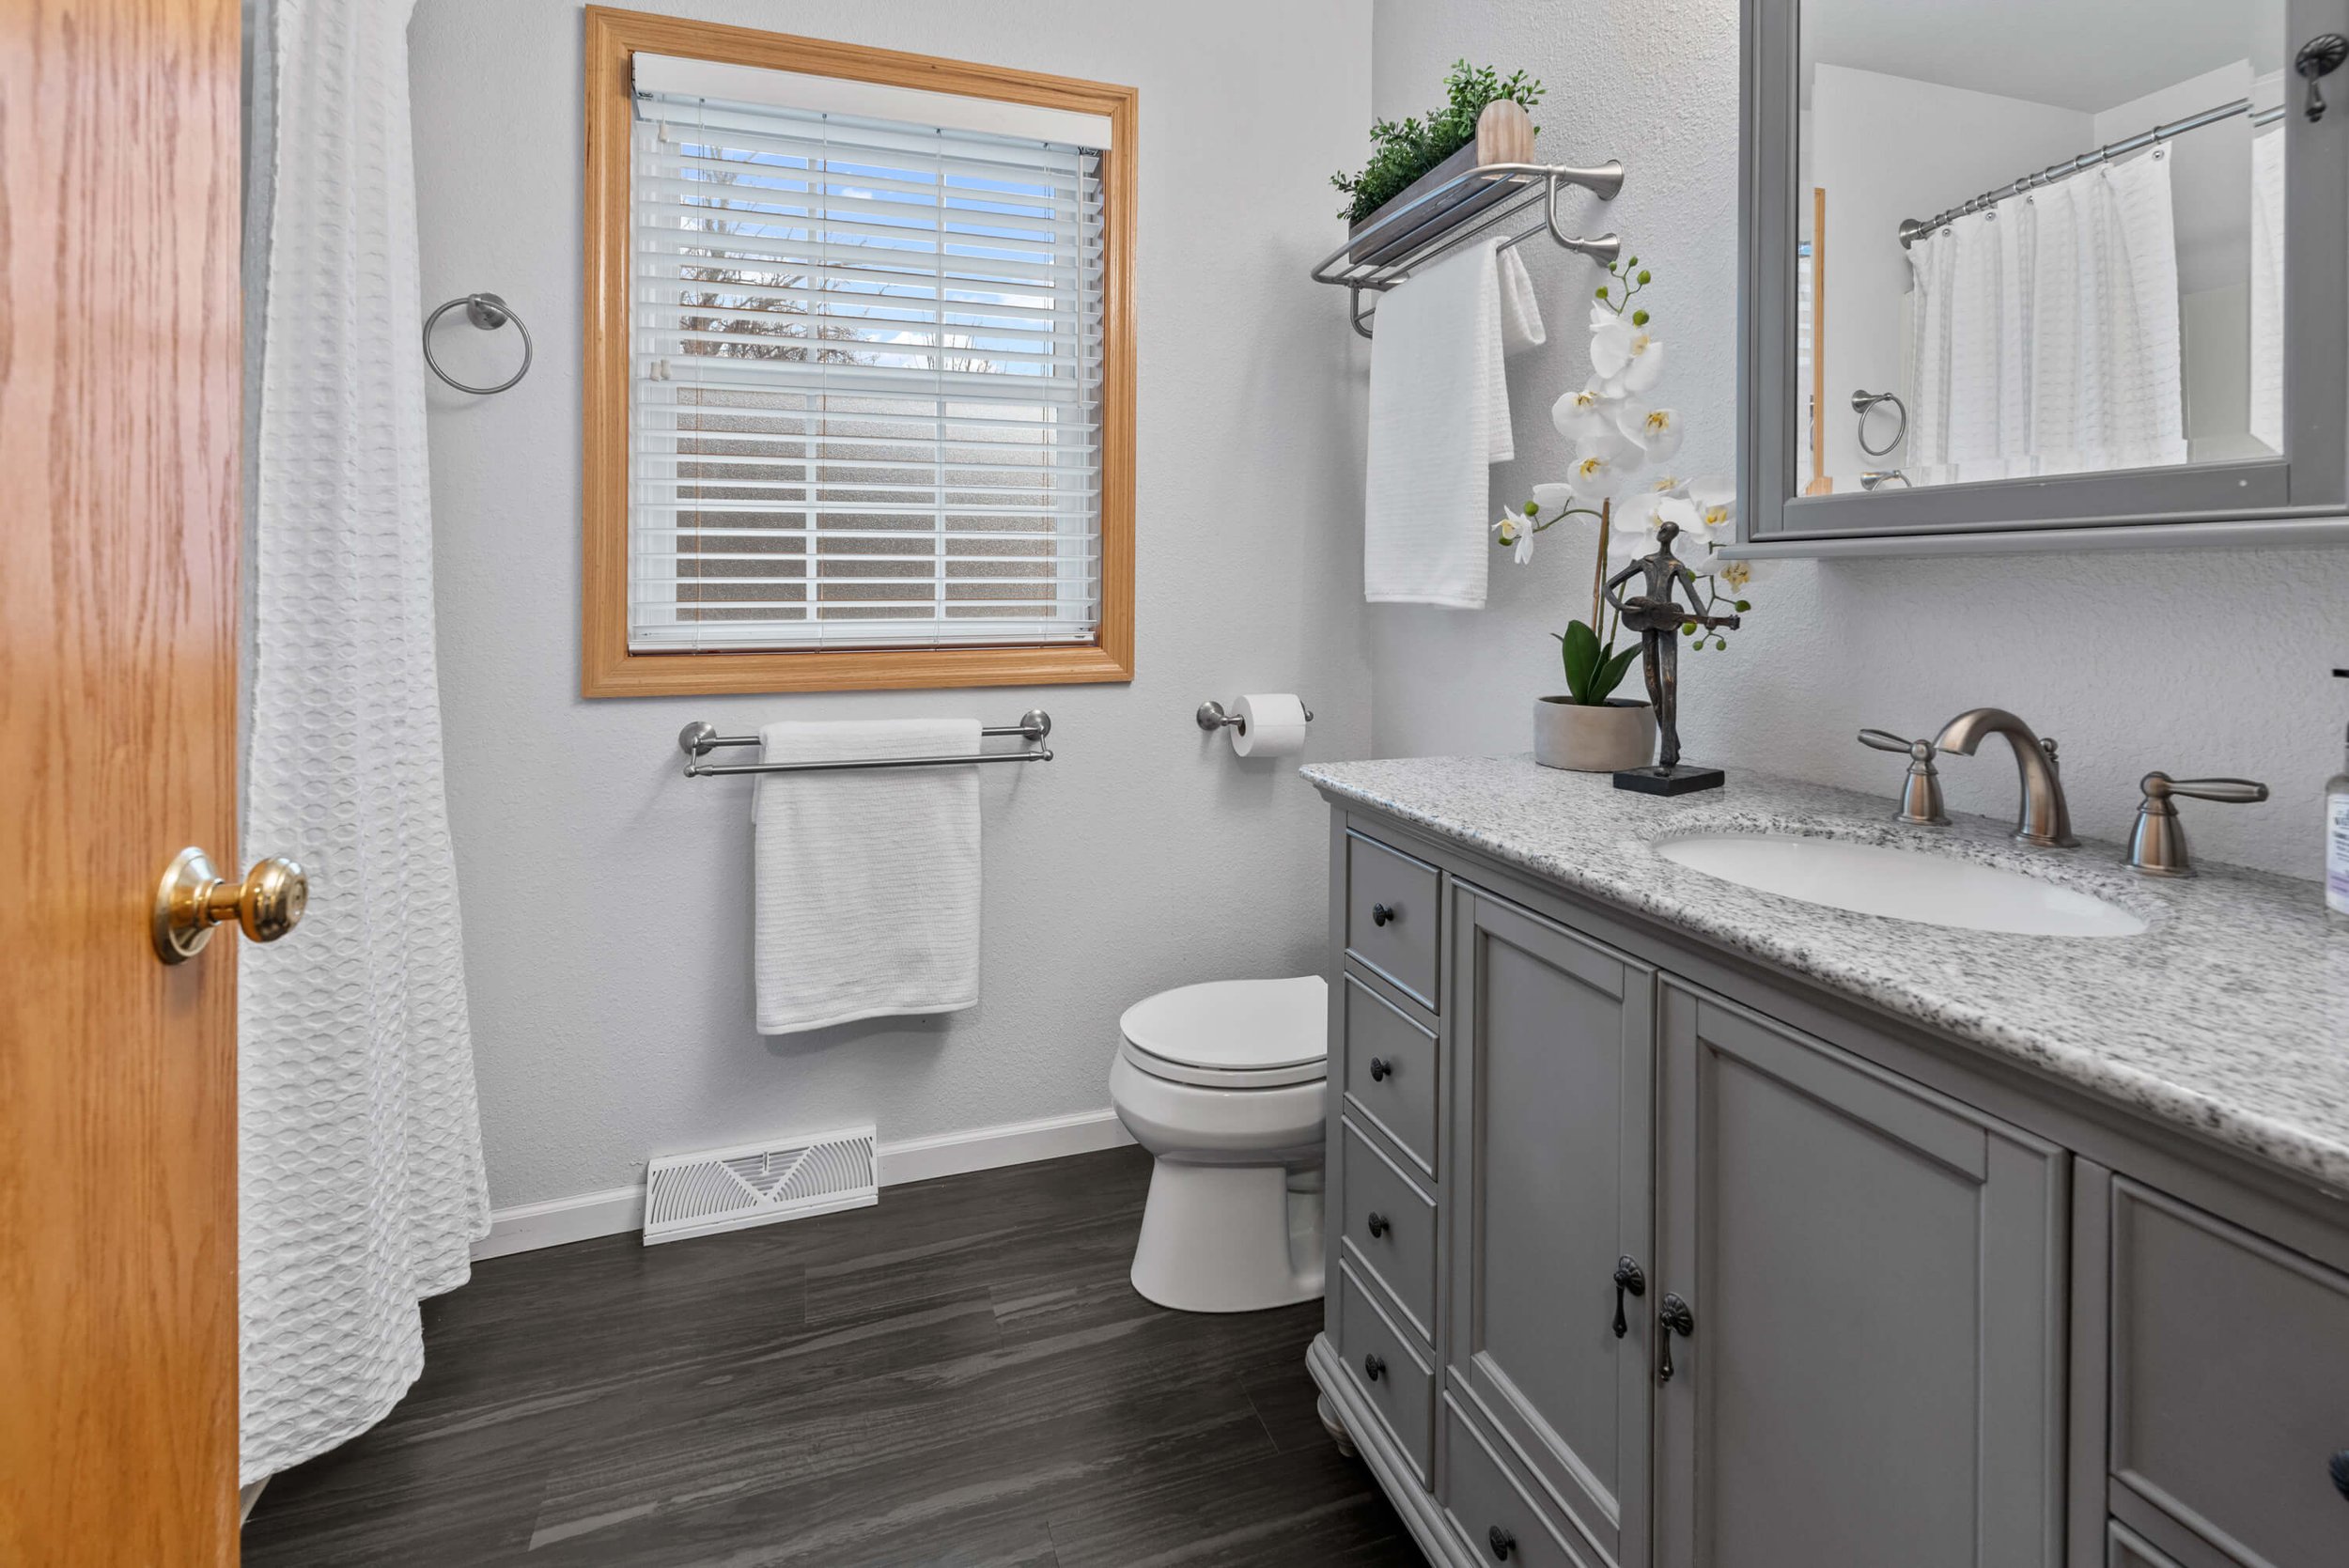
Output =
[
  {"x1": 1363, "y1": 238, "x2": 1546, "y2": 608},
  {"x1": 753, "y1": 719, "x2": 982, "y2": 1034}
]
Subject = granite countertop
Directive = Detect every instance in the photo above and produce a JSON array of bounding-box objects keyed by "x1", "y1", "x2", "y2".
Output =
[{"x1": 1303, "y1": 754, "x2": 2349, "y2": 1196}]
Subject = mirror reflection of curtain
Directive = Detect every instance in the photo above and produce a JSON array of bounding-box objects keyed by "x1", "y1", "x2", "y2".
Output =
[
  {"x1": 1906, "y1": 150, "x2": 2188, "y2": 485},
  {"x1": 2249, "y1": 125, "x2": 2284, "y2": 453}
]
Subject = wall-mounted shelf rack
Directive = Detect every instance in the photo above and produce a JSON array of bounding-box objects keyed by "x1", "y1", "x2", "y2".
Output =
[{"x1": 1310, "y1": 161, "x2": 1626, "y2": 339}]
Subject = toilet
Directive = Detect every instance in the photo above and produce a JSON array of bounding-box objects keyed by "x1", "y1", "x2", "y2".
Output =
[{"x1": 1110, "y1": 974, "x2": 1329, "y2": 1313}]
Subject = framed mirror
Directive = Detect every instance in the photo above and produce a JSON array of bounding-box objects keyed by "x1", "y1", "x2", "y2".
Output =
[{"x1": 1739, "y1": 0, "x2": 2349, "y2": 552}]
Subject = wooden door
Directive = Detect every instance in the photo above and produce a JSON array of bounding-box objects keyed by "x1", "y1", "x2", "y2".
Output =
[
  {"x1": 1448, "y1": 884, "x2": 1656, "y2": 1568},
  {"x1": 1651, "y1": 982, "x2": 2067, "y2": 1568},
  {"x1": 0, "y1": 1, "x2": 244, "y2": 1562}
]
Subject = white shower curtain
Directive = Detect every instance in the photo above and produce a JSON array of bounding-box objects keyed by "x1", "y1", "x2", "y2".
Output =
[
  {"x1": 241, "y1": 0, "x2": 489, "y2": 1484},
  {"x1": 1906, "y1": 149, "x2": 2188, "y2": 484}
]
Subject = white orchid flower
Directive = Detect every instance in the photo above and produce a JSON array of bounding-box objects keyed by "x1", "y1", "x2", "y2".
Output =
[
  {"x1": 1686, "y1": 477, "x2": 1736, "y2": 541},
  {"x1": 1612, "y1": 401, "x2": 1684, "y2": 468},
  {"x1": 1550, "y1": 382, "x2": 1615, "y2": 442},
  {"x1": 1492, "y1": 509, "x2": 1532, "y2": 566},
  {"x1": 1592, "y1": 316, "x2": 1664, "y2": 397},
  {"x1": 1568, "y1": 431, "x2": 1635, "y2": 490},
  {"x1": 1528, "y1": 481, "x2": 1579, "y2": 519}
]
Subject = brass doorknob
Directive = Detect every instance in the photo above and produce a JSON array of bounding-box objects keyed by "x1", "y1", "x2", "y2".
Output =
[{"x1": 152, "y1": 847, "x2": 307, "y2": 964}]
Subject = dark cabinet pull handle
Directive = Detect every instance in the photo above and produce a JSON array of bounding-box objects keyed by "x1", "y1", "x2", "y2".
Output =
[
  {"x1": 1366, "y1": 1211, "x2": 1390, "y2": 1239},
  {"x1": 1362, "y1": 1352, "x2": 1386, "y2": 1383},
  {"x1": 1370, "y1": 902, "x2": 1397, "y2": 926},
  {"x1": 1657, "y1": 1293, "x2": 1694, "y2": 1382},
  {"x1": 1368, "y1": 1055, "x2": 1392, "y2": 1081},
  {"x1": 1611, "y1": 1255, "x2": 1647, "y2": 1339},
  {"x1": 2331, "y1": 1449, "x2": 2349, "y2": 1501},
  {"x1": 2299, "y1": 33, "x2": 2348, "y2": 121},
  {"x1": 1487, "y1": 1524, "x2": 1517, "y2": 1560}
]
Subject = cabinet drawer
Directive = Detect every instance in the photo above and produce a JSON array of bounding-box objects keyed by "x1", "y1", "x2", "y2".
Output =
[
  {"x1": 1346, "y1": 831, "x2": 1439, "y2": 1009},
  {"x1": 1441, "y1": 1396, "x2": 1593, "y2": 1568},
  {"x1": 1339, "y1": 1119, "x2": 1438, "y2": 1343},
  {"x1": 1340, "y1": 973, "x2": 1439, "y2": 1176},
  {"x1": 1336, "y1": 1260, "x2": 1433, "y2": 1485},
  {"x1": 2108, "y1": 1521, "x2": 2189, "y2": 1568},
  {"x1": 2109, "y1": 1178, "x2": 2349, "y2": 1568}
]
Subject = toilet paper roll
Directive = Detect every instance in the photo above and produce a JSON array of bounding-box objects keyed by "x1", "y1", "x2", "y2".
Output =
[{"x1": 1232, "y1": 693, "x2": 1310, "y2": 757}]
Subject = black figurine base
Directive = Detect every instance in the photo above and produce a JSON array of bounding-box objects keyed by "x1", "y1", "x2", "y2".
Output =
[{"x1": 1613, "y1": 763, "x2": 1726, "y2": 797}]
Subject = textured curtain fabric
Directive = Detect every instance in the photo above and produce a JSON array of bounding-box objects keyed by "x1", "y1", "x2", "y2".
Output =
[
  {"x1": 1906, "y1": 150, "x2": 2187, "y2": 485},
  {"x1": 241, "y1": 0, "x2": 489, "y2": 1484}
]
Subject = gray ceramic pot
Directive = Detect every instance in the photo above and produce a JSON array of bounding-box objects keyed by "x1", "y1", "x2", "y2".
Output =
[{"x1": 1533, "y1": 696, "x2": 1657, "y2": 772}]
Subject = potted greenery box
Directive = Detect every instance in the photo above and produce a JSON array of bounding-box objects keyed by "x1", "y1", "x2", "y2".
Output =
[{"x1": 1334, "y1": 62, "x2": 1543, "y2": 268}]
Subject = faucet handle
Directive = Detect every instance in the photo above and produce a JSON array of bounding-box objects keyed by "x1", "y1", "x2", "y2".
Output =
[
  {"x1": 1858, "y1": 730, "x2": 1949, "y2": 827},
  {"x1": 2124, "y1": 772, "x2": 2270, "y2": 877},
  {"x1": 2150, "y1": 774, "x2": 2268, "y2": 805}
]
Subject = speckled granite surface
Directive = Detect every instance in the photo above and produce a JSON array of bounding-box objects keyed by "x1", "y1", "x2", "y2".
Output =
[{"x1": 1304, "y1": 755, "x2": 2349, "y2": 1195}]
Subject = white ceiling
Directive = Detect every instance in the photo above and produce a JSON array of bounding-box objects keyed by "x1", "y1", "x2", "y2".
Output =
[{"x1": 1800, "y1": 0, "x2": 2288, "y2": 112}]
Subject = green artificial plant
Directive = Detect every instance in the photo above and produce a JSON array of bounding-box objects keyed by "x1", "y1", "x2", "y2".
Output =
[{"x1": 1331, "y1": 60, "x2": 1546, "y2": 225}]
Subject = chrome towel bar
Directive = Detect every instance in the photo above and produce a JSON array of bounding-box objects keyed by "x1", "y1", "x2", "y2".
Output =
[{"x1": 677, "y1": 711, "x2": 1053, "y2": 777}]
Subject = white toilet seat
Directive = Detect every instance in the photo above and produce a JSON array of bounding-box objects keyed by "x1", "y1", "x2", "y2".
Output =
[{"x1": 1117, "y1": 975, "x2": 1327, "y2": 1090}]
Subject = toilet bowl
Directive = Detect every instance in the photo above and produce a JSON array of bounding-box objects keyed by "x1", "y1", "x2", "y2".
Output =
[{"x1": 1110, "y1": 974, "x2": 1328, "y2": 1313}]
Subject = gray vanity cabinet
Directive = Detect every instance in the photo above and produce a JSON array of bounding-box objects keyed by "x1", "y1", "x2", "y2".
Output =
[
  {"x1": 1447, "y1": 885, "x2": 1655, "y2": 1568},
  {"x1": 1650, "y1": 982, "x2": 2068, "y2": 1568},
  {"x1": 1311, "y1": 803, "x2": 2349, "y2": 1568}
]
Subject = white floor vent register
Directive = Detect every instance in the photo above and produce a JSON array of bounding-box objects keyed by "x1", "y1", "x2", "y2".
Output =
[{"x1": 642, "y1": 1126, "x2": 879, "y2": 1245}]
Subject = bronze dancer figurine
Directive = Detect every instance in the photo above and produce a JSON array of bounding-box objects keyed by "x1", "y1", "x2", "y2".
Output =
[{"x1": 1602, "y1": 519, "x2": 1740, "y2": 792}]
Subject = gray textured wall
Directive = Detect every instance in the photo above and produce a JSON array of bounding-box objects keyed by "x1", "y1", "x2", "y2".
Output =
[
  {"x1": 1368, "y1": 0, "x2": 2349, "y2": 880},
  {"x1": 410, "y1": 0, "x2": 1374, "y2": 1210}
]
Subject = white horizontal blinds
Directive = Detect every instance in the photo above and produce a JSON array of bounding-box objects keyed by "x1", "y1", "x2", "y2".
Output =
[{"x1": 630, "y1": 76, "x2": 1106, "y2": 652}]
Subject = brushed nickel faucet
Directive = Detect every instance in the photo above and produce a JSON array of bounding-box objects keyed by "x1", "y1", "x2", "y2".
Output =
[
  {"x1": 1931, "y1": 708, "x2": 2077, "y2": 847},
  {"x1": 2122, "y1": 773, "x2": 2269, "y2": 877},
  {"x1": 1856, "y1": 729, "x2": 1948, "y2": 825}
]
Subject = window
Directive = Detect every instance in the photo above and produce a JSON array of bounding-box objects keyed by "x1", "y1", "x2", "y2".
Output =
[{"x1": 583, "y1": 9, "x2": 1135, "y2": 695}]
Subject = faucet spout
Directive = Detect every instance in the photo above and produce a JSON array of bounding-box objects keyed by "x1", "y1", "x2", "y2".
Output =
[{"x1": 1930, "y1": 707, "x2": 2077, "y2": 847}]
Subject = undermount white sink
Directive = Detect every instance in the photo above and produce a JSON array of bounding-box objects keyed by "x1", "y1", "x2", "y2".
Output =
[{"x1": 1654, "y1": 833, "x2": 2148, "y2": 938}]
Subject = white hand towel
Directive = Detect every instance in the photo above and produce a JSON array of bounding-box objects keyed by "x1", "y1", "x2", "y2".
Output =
[
  {"x1": 752, "y1": 719, "x2": 982, "y2": 1034},
  {"x1": 1363, "y1": 238, "x2": 1546, "y2": 608}
]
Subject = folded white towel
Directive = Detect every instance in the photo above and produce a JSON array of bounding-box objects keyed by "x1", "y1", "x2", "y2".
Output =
[
  {"x1": 1363, "y1": 238, "x2": 1546, "y2": 608},
  {"x1": 752, "y1": 719, "x2": 982, "y2": 1034}
]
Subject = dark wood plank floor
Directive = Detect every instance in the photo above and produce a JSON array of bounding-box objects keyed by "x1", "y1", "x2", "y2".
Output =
[{"x1": 241, "y1": 1146, "x2": 1423, "y2": 1567}]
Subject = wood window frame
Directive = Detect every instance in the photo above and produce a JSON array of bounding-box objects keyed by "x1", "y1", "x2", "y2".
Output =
[{"x1": 582, "y1": 7, "x2": 1137, "y2": 697}]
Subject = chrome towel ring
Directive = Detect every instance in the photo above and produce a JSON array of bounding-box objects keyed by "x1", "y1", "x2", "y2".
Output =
[
  {"x1": 423, "y1": 291, "x2": 533, "y2": 395},
  {"x1": 1851, "y1": 388, "x2": 1907, "y2": 458}
]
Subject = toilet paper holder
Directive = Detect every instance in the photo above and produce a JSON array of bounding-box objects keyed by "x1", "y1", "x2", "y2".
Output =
[{"x1": 1196, "y1": 698, "x2": 1314, "y2": 735}]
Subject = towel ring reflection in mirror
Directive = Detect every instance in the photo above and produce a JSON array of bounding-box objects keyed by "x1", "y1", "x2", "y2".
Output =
[
  {"x1": 1851, "y1": 388, "x2": 1907, "y2": 457},
  {"x1": 423, "y1": 291, "x2": 533, "y2": 395}
]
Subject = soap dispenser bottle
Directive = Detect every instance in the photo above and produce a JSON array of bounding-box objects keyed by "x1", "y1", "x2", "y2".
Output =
[{"x1": 2332, "y1": 669, "x2": 2349, "y2": 919}]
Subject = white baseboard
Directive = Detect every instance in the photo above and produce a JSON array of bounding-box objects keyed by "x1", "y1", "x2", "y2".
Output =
[
  {"x1": 874, "y1": 1106, "x2": 1133, "y2": 1187},
  {"x1": 470, "y1": 1107, "x2": 1133, "y2": 1264}
]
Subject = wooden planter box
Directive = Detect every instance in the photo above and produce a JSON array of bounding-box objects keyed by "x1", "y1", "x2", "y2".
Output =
[{"x1": 1346, "y1": 100, "x2": 1536, "y2": 268}]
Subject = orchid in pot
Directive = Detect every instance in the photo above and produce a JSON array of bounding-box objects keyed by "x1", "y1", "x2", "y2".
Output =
[{"x1": 1491, "y1": 256, "x2": 1756, "y2": 770}]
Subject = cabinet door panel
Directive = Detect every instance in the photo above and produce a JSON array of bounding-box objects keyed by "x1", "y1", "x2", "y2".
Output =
[
  {"x1": 1450, "y1": 884, "x2": 1654, "y2": 1568},
  {"x1": 1653, "y1": 983, "x2": 2066, "y2": 1568},
  {"x1": 2108, "y1": 1177, "x2": 2349, "y2": 1568}
]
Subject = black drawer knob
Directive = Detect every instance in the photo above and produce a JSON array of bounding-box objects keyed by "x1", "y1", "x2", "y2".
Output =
[
  {"x1": 1487, "y1": 1525, "x2": 1517, "y2": 1560},
  {"x1": 1366, "y1": 1211, "x2": 1390, "y2": 1239},
  {"x1": 1362, "y1": 1352, "x2": 1386, "y2": 1383},
  {"x1": 1368, "y1": 1055, "x2": 1392, "y2": 1081},
  {"x1": 2331, "y1": 1448, "x2": 2349, "y2": 1501},
  {"x1": 1370, "y1": 902, "x2": 1397, "y2": 927}
]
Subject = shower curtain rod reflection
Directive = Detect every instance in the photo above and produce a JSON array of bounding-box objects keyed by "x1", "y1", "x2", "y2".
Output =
[{"x1": 1897, "y1": 97, "x2": 2287, "y2": 249}]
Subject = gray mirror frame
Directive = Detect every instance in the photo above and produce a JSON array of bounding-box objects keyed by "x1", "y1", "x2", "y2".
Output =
[{"x1": 1736, "y1": 0, "x2": 2349, "y2": 557}]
